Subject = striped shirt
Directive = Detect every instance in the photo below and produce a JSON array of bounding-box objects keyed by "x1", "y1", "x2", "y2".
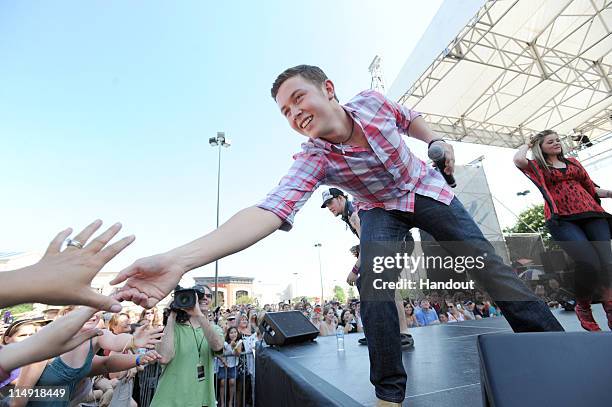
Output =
[{"x1": 257, "y1": 90, "x2": 454, "y2": 231}]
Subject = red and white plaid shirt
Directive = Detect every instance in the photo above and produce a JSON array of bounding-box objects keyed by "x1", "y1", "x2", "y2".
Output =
[{"x1": 257, "y1": 90, "x2": 454, "y2": 231}]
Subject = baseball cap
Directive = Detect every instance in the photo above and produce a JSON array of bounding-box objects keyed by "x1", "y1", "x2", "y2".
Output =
[{"x1": 321, "y1": 187, "x2": 346, "y2": 208}]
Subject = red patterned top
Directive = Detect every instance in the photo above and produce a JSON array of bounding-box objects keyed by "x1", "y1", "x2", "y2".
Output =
[{"x1": 519, "y1": 157, "x2": 608, "y2": 221}]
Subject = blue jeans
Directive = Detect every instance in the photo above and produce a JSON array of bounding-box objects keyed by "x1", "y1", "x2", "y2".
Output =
[
  {"x1": 546, "y1": 217, "x2": 612, "y2": 300},
  {"x1": 358, "y1": 195, "x2": 564, "y2": 403}
]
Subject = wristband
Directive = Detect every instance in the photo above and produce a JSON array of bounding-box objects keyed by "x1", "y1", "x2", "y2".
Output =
[
  {"x1": 351, "y1": 265, "x2": 360, "y2": 275},
  {"x1": 135, "y1": 355, "x2": 142, "y2": 366},
  {"x1": 427, "y1": 139, "x2": 445, "y2": 149}
]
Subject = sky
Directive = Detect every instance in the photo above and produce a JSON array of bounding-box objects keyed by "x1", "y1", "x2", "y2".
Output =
[{"x1": 3, "y1": 1, "x2": 607, "y2": 302}]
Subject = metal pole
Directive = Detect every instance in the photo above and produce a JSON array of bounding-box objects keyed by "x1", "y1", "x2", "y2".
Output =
[
  {"x1": 214, "y1": 143, "x2": 221, "y2": 308},
  {"x1": 315, "y1": 243, "x2": 324, "y2": 304}
]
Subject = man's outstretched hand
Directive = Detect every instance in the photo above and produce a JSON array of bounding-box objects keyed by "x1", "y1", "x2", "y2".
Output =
[{"x1": 110, "y1": 253, "x2": 185, "y2": 308}]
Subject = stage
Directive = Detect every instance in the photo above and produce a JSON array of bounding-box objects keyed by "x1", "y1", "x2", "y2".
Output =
[{"x1": 255, "y1": 307, "x2": 610, "y2": 407}]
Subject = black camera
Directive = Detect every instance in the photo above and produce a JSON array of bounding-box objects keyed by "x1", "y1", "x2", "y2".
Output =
[{"x1": 171, "y1": 285, "x2": 205, "y2": 310}]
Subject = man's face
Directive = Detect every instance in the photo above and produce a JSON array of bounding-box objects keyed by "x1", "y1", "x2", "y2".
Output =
[
  {"x1": 276, "y1": 75, "x2": 336, "y2": 140},
  {"x1": 325, "y1": 197, "x2": 344, "y2": 217},
  {"x1": 198, "y1": 289, "x2": 213, "y2": 314},
  {"x1": 421, "y1": 300, "x2": 430, "y2": 310}
]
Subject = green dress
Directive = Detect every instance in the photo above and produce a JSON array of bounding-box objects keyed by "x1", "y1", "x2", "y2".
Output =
[{"x1": 150, "y1": 322, "x2": 223, "y2": 407}]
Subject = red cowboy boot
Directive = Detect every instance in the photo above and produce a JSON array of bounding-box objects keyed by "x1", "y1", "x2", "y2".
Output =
[{"x1": 575, "y1": 300, "x2": 601, "y2": 332}]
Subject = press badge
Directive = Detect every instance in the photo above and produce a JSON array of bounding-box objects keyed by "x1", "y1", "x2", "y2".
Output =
[{"x1": 196, "y1": 363, "x2": 205, "y2": 381}]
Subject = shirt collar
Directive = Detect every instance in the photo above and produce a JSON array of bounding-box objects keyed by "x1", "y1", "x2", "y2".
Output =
[{"x1": 305, "y1": 106, "x2": 366, "y2": 153}]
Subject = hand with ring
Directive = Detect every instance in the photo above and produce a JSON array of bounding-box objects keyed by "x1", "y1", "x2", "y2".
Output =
[{"x1": 0, "y1": 219, "x2": 135, "y2": 312}]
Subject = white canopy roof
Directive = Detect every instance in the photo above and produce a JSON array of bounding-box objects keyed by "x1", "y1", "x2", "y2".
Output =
[{"x1": 394, "y1": 0, "x2": 612, "y2": 149}]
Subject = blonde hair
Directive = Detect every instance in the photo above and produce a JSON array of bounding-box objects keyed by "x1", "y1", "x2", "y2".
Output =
[
  {"x1": 108, "y1": 313, "x2": 130, "y2": 334},
  {"x1": 529, "y1": 129, "x2": 567, "y2": 171},
  {"x1": 139, "y1": 307, "x2": 162, "y2": 327},
  {"x1": 58, "y1": 305, "x2": 77, "y2": 317}
]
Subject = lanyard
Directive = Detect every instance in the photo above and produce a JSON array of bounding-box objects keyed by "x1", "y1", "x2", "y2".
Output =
[{"x1": 188, "y1": 321, "x2": 205, "y2": 360}]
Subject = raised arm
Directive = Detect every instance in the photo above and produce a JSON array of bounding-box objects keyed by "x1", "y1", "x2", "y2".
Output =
[
  {"x1": 513, "y1": 143, "x2": 532, "y2": 169},
  {"x1": 0, "y1": 306, "x2": 100, "y2": 374},
  {"x1": 156, "y1": 312, "x2": 177, "y2": 365},
  {"x1": 97, "y1": 324, "x2": 163, "y2": 353},
  {"x1": 88, "y1": 351, "x2": 161, "y2": 377}
]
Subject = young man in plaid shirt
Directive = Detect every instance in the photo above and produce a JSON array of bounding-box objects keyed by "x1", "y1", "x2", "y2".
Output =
[{"x1": 114, "y1": 65, "x2": 564, "y2": 406}]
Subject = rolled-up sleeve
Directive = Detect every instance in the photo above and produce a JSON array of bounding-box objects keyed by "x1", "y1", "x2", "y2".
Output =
[
  {"x1": 256, "y1": 150, "x2": 326, "y2": 231},
  {"x1": 390, "y1": 100, "x2": 421, "y2": 134}
]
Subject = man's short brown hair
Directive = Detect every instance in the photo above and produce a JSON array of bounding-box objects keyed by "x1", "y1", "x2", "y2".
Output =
[{"x1": 271, "y1": 64, "x2": 338, "y2": 101}]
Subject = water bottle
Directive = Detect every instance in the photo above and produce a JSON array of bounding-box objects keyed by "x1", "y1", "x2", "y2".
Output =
[{"x1": 336, "y1": 326, "x2": 345, "y2": 351}]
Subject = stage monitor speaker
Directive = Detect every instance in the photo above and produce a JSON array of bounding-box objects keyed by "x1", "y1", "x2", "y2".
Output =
[
  {"x1": 259, "y1": 311, "x2": 319, "y2": 346},
  {"x1": 478, "y1": 332, "x2": 612, "y2": 407}
]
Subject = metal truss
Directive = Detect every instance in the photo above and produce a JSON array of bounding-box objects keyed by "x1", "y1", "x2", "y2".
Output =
[
  {"x1": 398, "y1": 0, "x2": 612, "y2": 150},
  {"x1": 421, "y1": 112, "x2": 535, "y2": 148},
  {"x1": 573, "y1": 106, "x2": 612, "y2": 138}
]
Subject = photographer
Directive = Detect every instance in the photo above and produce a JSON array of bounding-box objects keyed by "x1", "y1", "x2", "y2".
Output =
[{"x1": 151, "y1": 285, "x2": 223, "y2": 407}]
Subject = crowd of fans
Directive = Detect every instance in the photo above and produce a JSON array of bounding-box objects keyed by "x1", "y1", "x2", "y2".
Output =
[{"x1": 0, "y1": 221, "x2": 577, "y2": 407}]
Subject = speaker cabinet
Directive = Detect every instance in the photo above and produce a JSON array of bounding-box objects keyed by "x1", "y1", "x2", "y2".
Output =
[{"x1": 259, "y1": 311, "x2": 319, "y2": 346}]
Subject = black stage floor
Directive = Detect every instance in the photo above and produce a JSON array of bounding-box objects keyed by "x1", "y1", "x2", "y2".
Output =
[{"x1": 268, "y1": 307, "x2": 609, "y2": 407}]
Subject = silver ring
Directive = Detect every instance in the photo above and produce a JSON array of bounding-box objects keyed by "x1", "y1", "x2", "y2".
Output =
[{"x1": 66, "y1": 239, "x2": 84, "y2": 249}]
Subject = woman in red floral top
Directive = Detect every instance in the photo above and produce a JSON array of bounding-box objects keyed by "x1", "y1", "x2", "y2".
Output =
[{"x1": 514, "y1": 129, "x2": 612, "y2": 331}]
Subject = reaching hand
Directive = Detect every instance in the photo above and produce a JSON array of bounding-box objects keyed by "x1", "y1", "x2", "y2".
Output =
[
  {"x1": 133, "y1": 325, "x2": 164, "y2": 349},
  {"x1": 110, "y1": 253, "x2": 186, "y2": 308},
  {"x1": 138, "y1": 350, "x2": 162, "y2": 366},
  {"x1": 10, "y1": 220, "x2": 135, "y2": 312},
  {"x1": 184, "y1": 294, "x2": 203, "y2": 317}
]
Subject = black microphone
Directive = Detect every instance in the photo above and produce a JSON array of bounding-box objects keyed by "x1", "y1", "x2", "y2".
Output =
[{"x1": 428, "y1": 144, "x2": 456, "y2": 188}]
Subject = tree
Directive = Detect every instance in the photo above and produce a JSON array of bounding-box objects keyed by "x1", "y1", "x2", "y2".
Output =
[
  {"x1": 347, "y1": 286, "x2": 356, "y2": 300},
  {"x1": 333, "y1": 285, "x2": 346, "y2": 303},
  {"x1": 3, "y1": 303, "x2": 34, "y2": 317},
  {"x1": 291, "y1": 296, "x2": 317, "y2": 305},
  {"x1": 503, "y1": 204, "x2": 555, "y2": 248}
]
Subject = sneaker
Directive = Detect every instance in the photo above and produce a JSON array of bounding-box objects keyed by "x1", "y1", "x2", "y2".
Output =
[
  {"x1": 358, "y1": 334, "x2": 415, "y2": 348},
  {"x1": 575, "y1": 301, "x2": 601, "y2": 331},
  {"x1": 400, "y1": 333, "x2": 414, "y2": 349}
]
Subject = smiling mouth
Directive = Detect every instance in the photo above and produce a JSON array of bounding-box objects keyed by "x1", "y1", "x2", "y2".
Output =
[{"x1": 300, "y1": 115, "x2": 313, "y2": 129}]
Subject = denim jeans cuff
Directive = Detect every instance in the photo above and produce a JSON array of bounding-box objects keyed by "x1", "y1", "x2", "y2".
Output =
[{"x1": 375, "y1": 390, "x2": 404, "y2": 404}]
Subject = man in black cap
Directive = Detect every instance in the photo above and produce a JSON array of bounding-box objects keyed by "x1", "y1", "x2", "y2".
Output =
[{"x1": 321, "y1": 187, "x2": 414, "y2": 349}]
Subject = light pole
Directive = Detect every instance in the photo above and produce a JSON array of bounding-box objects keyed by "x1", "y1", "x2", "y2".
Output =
[
  {"x1": 314, "y1": 243, "x2": 324, "y2": 304},
  {"x1": 209, "y1": 132, "x2": 231, "y2": 307},
  {"x1": 292, "y1": 272, "x2": 298, "y2": 299}
]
